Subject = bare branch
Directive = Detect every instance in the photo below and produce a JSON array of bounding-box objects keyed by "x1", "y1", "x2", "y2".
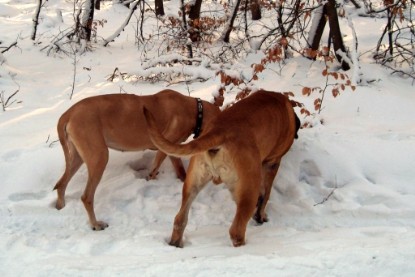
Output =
[{"x1": 1, "y1": 41, "x2": 18, "y2": 54}]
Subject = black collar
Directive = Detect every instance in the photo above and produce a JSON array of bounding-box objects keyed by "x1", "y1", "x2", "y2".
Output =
[{"x1": 193, "y1": 98, "x2": 203, "y2": 138}]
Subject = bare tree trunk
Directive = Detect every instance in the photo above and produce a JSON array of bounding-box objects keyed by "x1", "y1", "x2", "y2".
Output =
[
  {"x1": 376, "y1": 7, "x2": 395, "y2": 56},
  {"x1": 306, "y1": 1, "x2": 350, "y2": 70},
  {"x1": 188, "y1": 0, "x2": 203, "y2": 42},
  {"x1": 155, "y1": 0, "x2": 164, "y2": 16},
  {"x1": 349, "y1": 0, "x2": 361, "y2": 9},
  {"x1": 250, "y1": 0, "x2": 261, "y2": 20},
  {"x1": 307, "y1": 5, "x2": 326, "y2": 56},
  {"x1": 223, "y1": 0, "x2": 242, "y2": 43},
  {"x1": 31, "y1": 0, "x2": 43, "y2": 40},
  {"x1": 386, "y1": 7, "x2": 393, "y2": 55},
  {"x1": 80, "y1": 0, "x2": 95, "y2": 41},
  {"x1": 189, "y1": 0, "x2": 203, "y2": 19},
  {"x1": 326, "y1": 0, "x2": 350, "y2": 70}
]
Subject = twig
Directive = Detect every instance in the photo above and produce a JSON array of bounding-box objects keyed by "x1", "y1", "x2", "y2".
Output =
[
  {"x1": 314, "y1": 187, "x2": 337, "y2": 206},
  {"x1": 1, "y1": 41, "x2": 18, "y2": 53},
  {"x1": 0, "y1": 84, "x2": 20, "y2": 111},
  {"x1": 383, "y1": 63, "x2": 415, "y2": 81},
  {"x1": 70, "y1": 44, "x2": 78, "y2": 100},
  {"x1": 107, "y1": 67, "x2": 127, "y2": 82}
]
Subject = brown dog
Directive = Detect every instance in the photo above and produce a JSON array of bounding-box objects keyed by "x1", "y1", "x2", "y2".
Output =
[
  {"x1": 144, "y1": 90, "x2": 300, "y2": 247},
  {"x1": 54, "y1": 89, "x2": 220, "y2": 231}
]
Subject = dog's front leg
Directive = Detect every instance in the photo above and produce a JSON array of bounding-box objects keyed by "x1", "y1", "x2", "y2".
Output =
[
  {"x1": 147, "y1": 151, "x2": 167, "y2": 181},
  {"x1": 169, "y1": 157, "x2": 186, "y2": 182},
  {"x1": 148, "y1": 151, "x2": 186, "y2": 181},
  {"x1": 170, "y1": 155, "x2": 210, "y2": 247}
]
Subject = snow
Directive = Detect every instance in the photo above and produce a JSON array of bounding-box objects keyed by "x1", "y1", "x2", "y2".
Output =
[{"x1": 1, "y1": 0, "x2": 415, "y2": 276}]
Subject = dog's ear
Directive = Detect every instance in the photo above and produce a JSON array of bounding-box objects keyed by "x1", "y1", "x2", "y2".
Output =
[{"x1": 294, "y1": 112, "x2": 300, "y2": 139}]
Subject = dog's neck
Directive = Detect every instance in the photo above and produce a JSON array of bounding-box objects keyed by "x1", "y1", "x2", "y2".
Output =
[{"x1": 193, "y1": 98, "x2": 203, "y2": 138}]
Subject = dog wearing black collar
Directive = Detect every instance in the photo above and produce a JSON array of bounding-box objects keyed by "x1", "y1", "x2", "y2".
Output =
[{"x1": 53, "y1": 89, "x2": 220, "y2": 231}]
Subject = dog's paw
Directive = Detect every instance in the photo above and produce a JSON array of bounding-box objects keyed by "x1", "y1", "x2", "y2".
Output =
[
  {"x1": 146, "y1": 171, "x2": 159, "y2": 181},
  {"x1": 92, "y1": 221, "x2": 109, "y2": 231},
  {"x1": 231, "y1": 236, "x2": 246, "y2": 247},
  {"x1": 55, "y1": 199, "x2": 65, "y2": 210},
  {"x1": 169, "y1": 239, "x2": 184, "y2": 248},
  {"x1": 253, "y1": 213, "x2": 269, "y2": 225}
]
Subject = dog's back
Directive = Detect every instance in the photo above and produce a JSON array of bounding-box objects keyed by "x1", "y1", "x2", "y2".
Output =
[
  {"x1": 145, "y1": 90, "x2": 297, "y2": 160},
  {"x1": 210, "y1": 91, "x2": 297, "y2": 157}
]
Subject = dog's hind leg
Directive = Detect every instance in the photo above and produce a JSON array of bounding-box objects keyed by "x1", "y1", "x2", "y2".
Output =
[
  {"x1": 228, "y1": 149, "x2": 262, "y2": 247},
  {"x1": 229, "y1": 183, "x2": 260, "y2": 246},
  {"x1": 253, "y1": 160, "x2": 280, "y2": 224},
  {"x1": 169, "y1": 155, "x2": 210, "y2": 247},
  {"x1": 54, "y1": 140, "x2": 83, "y2": 210},
  {"x1": 54, "y1": 144, "x2": 83, "y2": 210}
]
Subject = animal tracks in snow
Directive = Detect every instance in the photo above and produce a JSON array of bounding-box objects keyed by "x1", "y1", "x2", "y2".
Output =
[{"x1": 8, "y1": 191, "x2": 47, "y2": 202}]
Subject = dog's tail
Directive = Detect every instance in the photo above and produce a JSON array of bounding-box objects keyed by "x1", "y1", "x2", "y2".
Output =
[
  {"x1": 143, "y1": 107, "x2": 223, "y2": 157},
  {"x1": 53, "y1": 113, "x2": 71, "y2": 191}
]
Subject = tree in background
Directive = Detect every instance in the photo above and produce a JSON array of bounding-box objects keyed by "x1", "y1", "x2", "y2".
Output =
[
  {"x1": 373, "y1": 0, "x2": 414, "y2": 80},
  {"x1": 155, "y1": 0, "x2": 164, "y2": 16},
  {"x1": 31, "y1": 0, "x2": 44, "y2": 41},
  {"x1": 306, "y1": 0, "x2": 351, "y2": 70},
  {"x1": 80, "y1": 0, "x2": 95, "y2": 42},
  {"x1": 32, "y1": 0, "x2": 414, "y2": 83}
]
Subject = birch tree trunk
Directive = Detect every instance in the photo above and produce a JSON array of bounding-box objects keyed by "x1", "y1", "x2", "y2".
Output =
[
  {"x1": 80, "y1": 0, "x2": 95, "y2": 42},
  {"x1": 180, "y1": 0, "x2": 193, "y2": 58}
]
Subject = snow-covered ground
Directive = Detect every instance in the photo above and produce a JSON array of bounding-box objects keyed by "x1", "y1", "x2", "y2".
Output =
[{"x1": 1, "y1": 1, "x2": 414, "y2": 276}]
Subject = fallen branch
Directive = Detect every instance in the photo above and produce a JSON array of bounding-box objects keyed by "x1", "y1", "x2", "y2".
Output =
[
  {"x1": 107, "y1": 67, "x2": 128, "y2": 82},
  {"x1": 382, "y1": 63, "x2": 415, "y2": 82},
  {"x1": 1, "y1": 41, "x2": 18, "y2": 54},
  {"x1": 102, "y1": 0, "x2": 140, "y2": 47}
]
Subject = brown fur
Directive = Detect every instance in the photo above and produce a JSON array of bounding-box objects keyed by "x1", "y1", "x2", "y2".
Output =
[
  {"x1": 54, "y1": 89, "x2": 220, "y2": 230},
  {"x1": 144, "y1": 90, "x2": 299, "y2": 247}
]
